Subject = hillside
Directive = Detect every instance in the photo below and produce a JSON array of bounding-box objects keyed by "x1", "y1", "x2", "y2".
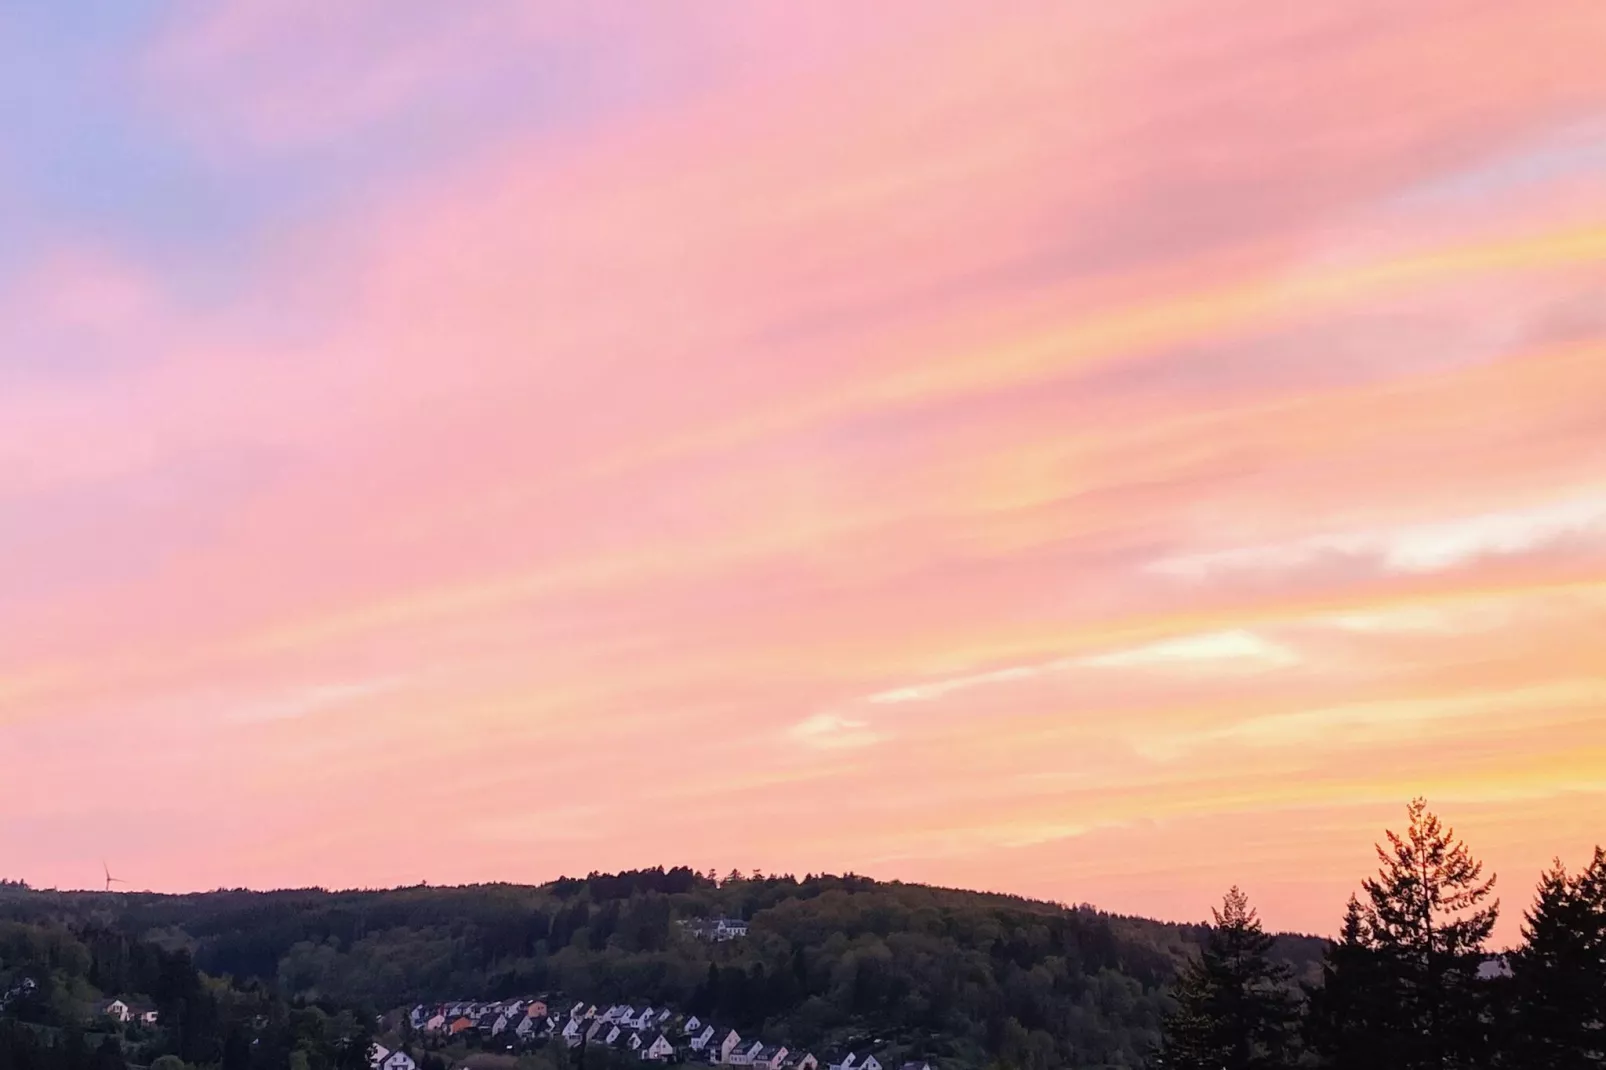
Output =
[{"x1": 0, "y1": 871, "x2": 1327, "y2": 1069}]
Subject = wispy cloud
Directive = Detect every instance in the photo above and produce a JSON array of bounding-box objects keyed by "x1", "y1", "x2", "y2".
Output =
[
  {"x1": 1150, "y1": 492, "x2": 1606, "y2": 581},
  {"x1": 786, "y1": 712, "x2": 884, "y2": 750}
]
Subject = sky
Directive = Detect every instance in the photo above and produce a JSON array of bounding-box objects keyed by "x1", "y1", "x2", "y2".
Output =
[{"x1": 2, "y1": 1, "x2": 1605, "y2": 943}]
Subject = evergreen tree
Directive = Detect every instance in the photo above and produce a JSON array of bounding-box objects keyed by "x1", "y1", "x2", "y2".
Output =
[
  {"x1": 1359, "y1": 798, "x2": 1499, "y2": 1069},
  {"x1": 1508, "y1": 847, "x2": 1606, "y2": 1069},
  {"x1": 1304, "y1": 896, "x2": 1393, "y2": 1069},
  {"x1": 1156, "y1": 887, "x2": 1298, "y2": 1069}
]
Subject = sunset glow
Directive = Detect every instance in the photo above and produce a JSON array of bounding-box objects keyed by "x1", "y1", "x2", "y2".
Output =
[{"x1": 3, "y1": 1, "x2": 1605, "y2": 942}]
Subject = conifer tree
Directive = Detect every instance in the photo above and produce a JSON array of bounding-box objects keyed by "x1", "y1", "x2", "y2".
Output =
[
  {"x1": 1508, "y1": 846, "x2": 1606, "y2": 1069},
  {"x1": 1156, "y1": 887, "x2": 1298, "y2": 1069},
  {"x1": 1304, "y1": 896, "x2": 1393, "y2": 1069},
  {"x1": 1359, "y1": 798, "x2": 1499, "y2": 1069}
]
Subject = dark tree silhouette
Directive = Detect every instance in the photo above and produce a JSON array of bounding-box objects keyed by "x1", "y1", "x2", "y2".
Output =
[
  {"x1": 1156, "y1": 887, "x2": 1298, "y2": 1069},
  {"x1": 1507, "y1": 846, "x2": 1606, "y2": 1069}
]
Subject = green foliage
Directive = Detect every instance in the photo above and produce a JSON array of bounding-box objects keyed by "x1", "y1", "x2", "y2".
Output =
[
  {"x1": 0, "y1": 871, "x2": 1318, "y2": 1069},
  {"x1": 1154, "y1": 888, "x2": 1297, "y2": 1070},
  {"x1": 0, "y1": 918, "x2": 373, "y2": 1070}
]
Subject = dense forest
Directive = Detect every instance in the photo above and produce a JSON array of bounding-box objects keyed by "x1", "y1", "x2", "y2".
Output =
[
  {"x1": 6, "y1": 798, "x2": 1598, "y2": 1069},
  {"x1": 0, "y1": 905, "x2": 374, "y2": 1070},
  {"x1": 0, "y1": 872, "x2": 1324, "y2": 1069}
]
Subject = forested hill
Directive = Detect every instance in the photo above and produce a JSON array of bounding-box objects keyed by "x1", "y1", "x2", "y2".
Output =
[{"x1": 0, "y1": 871, "x2": 1326, "y2": 1069}]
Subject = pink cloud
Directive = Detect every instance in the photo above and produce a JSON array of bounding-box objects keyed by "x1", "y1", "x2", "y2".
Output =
[{"x1": 2, "y1": 0, "x2": 1604, "y2": 937}]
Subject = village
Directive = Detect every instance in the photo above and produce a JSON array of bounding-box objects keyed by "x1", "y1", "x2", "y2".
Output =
[{"x1": 375, "y1": 995, "x2": 934, "y2": 1070}]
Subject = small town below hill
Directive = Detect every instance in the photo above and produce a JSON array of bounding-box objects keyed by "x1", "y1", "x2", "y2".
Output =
[{"x1": 376, "y1": 995, "x2": 932, "y2": 1070}]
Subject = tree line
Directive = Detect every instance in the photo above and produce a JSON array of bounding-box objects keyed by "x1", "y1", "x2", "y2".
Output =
[
  {"x1": 1155, "y1": 797, "x2": 1605, "y2": 1069},
  {"x1": 3, "y1": 872, "x2": 1333, "y2": 1068},
  {"x1": 0, "y1": 919, "x2": 375, "y2": 1070}
]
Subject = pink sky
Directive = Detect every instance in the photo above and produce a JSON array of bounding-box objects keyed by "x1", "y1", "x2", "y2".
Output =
[{"x1": 3, "y1": 1, "x2": 1605, "y2": 941}]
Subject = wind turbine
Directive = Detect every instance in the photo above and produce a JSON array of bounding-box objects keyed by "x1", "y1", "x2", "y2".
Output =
[{"x1": 103, "y1": 861, "x2": 128, "y2": 893}]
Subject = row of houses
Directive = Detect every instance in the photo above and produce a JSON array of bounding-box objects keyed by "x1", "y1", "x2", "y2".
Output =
[{"x1": 399, "y1": 997, "x2": 931, "y2": 1070}]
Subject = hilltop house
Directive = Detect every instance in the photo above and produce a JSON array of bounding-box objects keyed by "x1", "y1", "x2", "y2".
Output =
[
  {"x1": 380, "y1": 1052, "x2": 417, "y2": 1070},
  {"x1": 685, "y1": 918, "x2": 749, "y2": 942},
  {"x1": 99, "y1": 1000, "x2": 131, "y2": 1023}
]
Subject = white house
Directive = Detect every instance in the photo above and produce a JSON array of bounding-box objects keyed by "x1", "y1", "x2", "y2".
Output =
[
  {"x1": 753, "y1": 1046, "x2": 788, "y2": 1070},
  {"x1": 688, "y1": 1025, "x2": 715, "y2": 1051},
  {"x1": 369, "y1": 1045, "x2": 390, "y2": 1069},
  {"x1": 729, "y1": 1040, "x2": 765, "y2": 1066},
  {"x1": 100, "y1": 1000, "x2": 131, "y2": 1023},
  {"x1": 381, "y1": 1052, "x2": 417, "y2": 1070},
  {"x1": 627, "y1": 1007, "x2": 655, "y2": 1030},
  {"x1": 899, "y1": 1062, "x2": 934, "y2": 1070},
  {"x1": 626, "y1": 1032, "x2": 644, "y2": 1053},
  {"x1": 683, "y1": 1016, "x2": 704, "y2": 1036},
  {"x1": 424, "y1": 1013, "x2": 446, "y2": 1033},
  {"x1": 562, "y1": 1019, "x2": 585, "y2": 1045},
  {"x1": 491, "y1": 1013, "x2": 513, "y2": 1036},
  {"x1": 514, "y1": 1016, "x2": 541, "y2": 1041},
  {"x1": 570, "y1": 1002, "x2": 587, "y2": 1020},
  {"x1": 785, "y1": 1054, "x2": 818, "y2": 1070},
  {"x1": 642, "y1": 1034, "x2": 675, "y2": 1062},
  {"x1": 712, "y1": 1029, "x2": 743, "y2": 1064}
]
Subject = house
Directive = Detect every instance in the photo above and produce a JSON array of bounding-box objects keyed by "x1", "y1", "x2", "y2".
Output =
[
  {"x1": 130, "y1": 1006, "x2": 159, "y2": 1026},
  {"x1": 642, "y1": 1034, "x2": 676, "y2": 1062},
  {"x1": 99, "y1": 1000, "x2": 131, "y2": 1023},
  {"x1": 424, "y1": 1013, "x2": 447, "y2": 1033},
  {"x1": 831, "y1": 1055, "x2": 879, "y2": 1070},
  {"x1": 729, "y1": 1040, "x2": 765, "y2": 1066},
  {"x1": 688, "y1": 1025, "x2": 716, "y2": 1052},
  {"x1": 562, "y1": 1019, "x2": 585, "y2": 1046},
  {"x1": 491, "y1": 1012, "x2": 514, "y2": 1036},
  {"x1": 656, "y1": 1009, "x2": 672, "y2": 1026},
  {"x1": 476, "y1": 1012, "x2": 501, "y2": 1034},
  {"x1": 586, "y1": 1019, "x2": 623, "y2": 1047},
  {"x1": 686, "y1": 917, "x2": 749, "y2": 941},
  {"x1": 711, "y1": 1029, "x2": 743, "y2": 1064},
  {"x1": 783, "y1": 1054, "x2": 818, "y2": 1070},
  {"x1": 526, "y1": 1000, "x2": 549, "y2": 1019},
  {"x1": 683, "y1": 1016, "x2": 704, "y2": 1036},
  {"x1": 369, "y1": 1046, "x2": 390, "y2": 1069},
  {"x1": 625, "y1": 1032, "x2": 644, "y2": 1053},
  {"x1": 603, "y1": 1005, "x2": 627, "y2": 1024},
  {"x1": 626, "y1": 1007, "x2": 657, "y2": 1030},
  {"x1": 754, "y1": 1046, "x2": 789, "y2": 1070},
  {"x1": 899, "y1": 1062, "x2": 934, "y2": 1070},
  {"x1": 448, "y1": 1017, "x2": 475, "y2": 1036},
  {"x1": 514, "y1": 1016, "x2": 541, "y2": 1041},
  {"x1": 380, "y1": 1052, "x2": 417, "y2": 1070},
  {"x1": 570, "y1": 1002, "x2": 587, "y2": 1020}
]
